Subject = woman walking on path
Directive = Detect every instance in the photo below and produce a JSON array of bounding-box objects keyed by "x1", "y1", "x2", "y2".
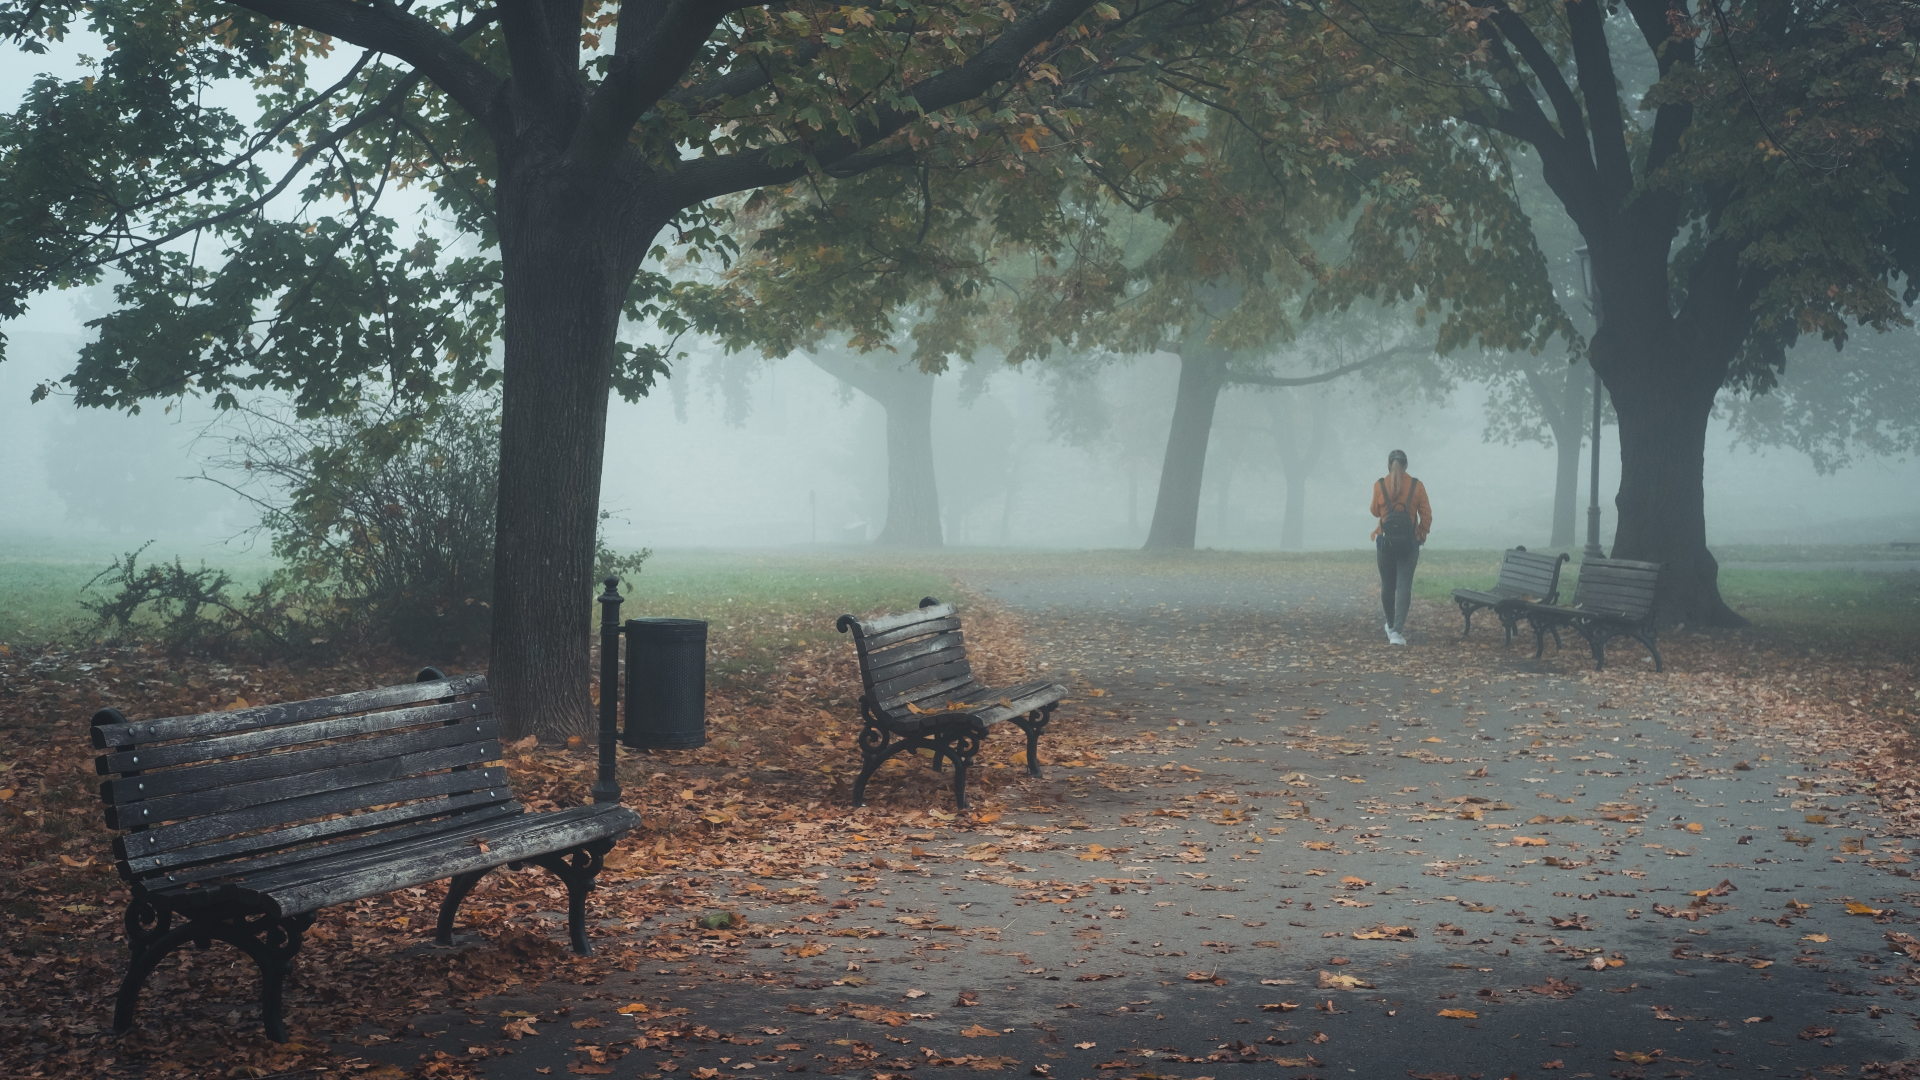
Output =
[{"x1": 1370, "y1": 449, "x2": 1431, "y2": 645}]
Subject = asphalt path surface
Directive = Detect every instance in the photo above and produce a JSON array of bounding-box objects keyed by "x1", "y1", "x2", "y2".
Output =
[{"x1": 357, "y1": 565, "x2": 1920, "y2": 1080}]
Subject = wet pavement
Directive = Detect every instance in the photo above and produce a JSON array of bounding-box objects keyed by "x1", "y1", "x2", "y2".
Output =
[{"x1": 354, "y1": 564, "x2": 1920, "y2": 1079}]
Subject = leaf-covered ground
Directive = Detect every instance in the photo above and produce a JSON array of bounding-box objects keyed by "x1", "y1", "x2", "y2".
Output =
[{"x1": 2, "y1": 552, "x2": 1916, "y2": 1079}]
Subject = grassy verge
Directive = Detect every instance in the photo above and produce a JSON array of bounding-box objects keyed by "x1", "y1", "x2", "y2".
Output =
[
  {"x1": 1412, "y1": 546, "x2": 1919, "y2": 642},
  {"x1": 620, "y1": 551, "x2": 950, "y2": 685},
  {"x1": 0, "y1": 534, "x2": 280, "y2": 648}
]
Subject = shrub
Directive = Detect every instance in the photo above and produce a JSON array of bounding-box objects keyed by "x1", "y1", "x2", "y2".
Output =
[{"x1": 82, "y1": 392, "x2": 652, "y2": 658}]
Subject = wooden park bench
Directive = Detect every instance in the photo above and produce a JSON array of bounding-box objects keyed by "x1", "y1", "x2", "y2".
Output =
[
  {"x1": 91, "y1": 667, "x2": 641, "y2": 1042},
  {"x1": 1450, "y1": 545, "x2": 1570, "y2": 644},
  {"x1": 835, "y1": 597, "x2": 1067, "y2": 810},
  {"x1": 1516, "y1": 558, "x2": 1665, "y2": 671}
]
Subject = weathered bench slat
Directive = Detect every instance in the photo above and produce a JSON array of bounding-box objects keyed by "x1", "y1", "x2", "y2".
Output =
[
  {"x1": 864, "y1": 630, "x2": 966, "y2": 676},
  {"x1": 1501, "y1": 569, "x2": 1560, "y2": 593},
  {"x1": 139, "y1": 803, "x2": 522, "y2": 890},
  {"x1": 877, "y1": 672, "x2": 978, "y2": 713},
  {"x1": 118, "y1": 764, "x2": 510, "y2": 857},
  {"x1": 91, "y1": 674, "x2": 485, "y2": 749},
  {"x1": 102, "y1": 716, "x2": 500, "y2": 804},
  {"x1": 854, "y1": 602, "x2": 958, "y2": 638},
  {"x1": 122, "y1": 794, "x2": 522, "y2": 879},
  {"x1": 106, "y1": 741, "x2": 500, "y2": 829},
  {"x1": 857, "y1": 615, "x2": 962, "y2": 652},
  {"x1": 867, "y1": 645, "x2": 971, "y2": 689},
  {"x1": 258, "y1": 805, "x2": 631, "y2": 916},
  {"x1": 945, "y1": 681, "x2": 1074, "y2": 727},
  {"x1": 1566, "y1": 579, "x2": 1657, "y2": 603},
  {"x1": 206, "y1": 803, "x2": 614, "y2": 903},
  {"x1": 96, "y1": 697, "x2": 488, "y2": 776}
]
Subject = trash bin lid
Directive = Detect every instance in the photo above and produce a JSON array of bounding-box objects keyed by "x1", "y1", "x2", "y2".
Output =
[{"x1": 625, "y1": 617, "x2": 708, "y2": 641}]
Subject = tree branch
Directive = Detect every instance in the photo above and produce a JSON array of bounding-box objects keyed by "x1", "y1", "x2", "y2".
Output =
[
  {"x1": 38, "y1": 66, "x2": 434, "y2": 287},
  {"x1": 1226, "y1": 342, "x2": 1422, "y2": 388},
  {"x1": 666, "y1": 41, "x2": 825, "y2": 111},
  {"x1": 1623, "y1": 0, "x2": 1695, "y2": 175},
  {"x1": 229, "y1": 0, "x2": 505, "y2": 135},
  {"x1": 1563, "y1": 0, "x2": 1632, "y2": 202},
  {"x1": 1488, "y1": 5, "x2": 1590, "y2": 159},
  {"x1": 664, "y1": 0, "x2": 1103, "y2": 207},
  {"x1": 571, "y1": 0, "x2": 773, "y2": 178},
  {"x1": 1474, "y1": 25, "x2": 1566, "y2": 155}
]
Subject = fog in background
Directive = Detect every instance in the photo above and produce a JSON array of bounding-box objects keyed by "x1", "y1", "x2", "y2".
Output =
[
  {"x1": 5, "y1": 290, "x2": 1919, "y2": 564},
  {"x1": 5, "y1": 36, "x2": 1916, "y2": 570}
]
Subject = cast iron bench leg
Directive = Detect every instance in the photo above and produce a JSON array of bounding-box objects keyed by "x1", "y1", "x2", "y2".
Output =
[
  {"x1": 940, "y1": 730, "x2": 982, "y2": 811},
  {"x1": 437, "y1": 869, "x2": 490, "y2": 945},
  {"x1": 113, "y1": 919, "x2": 198, "y2": 1037},
  {"x1": 113, "y1": 912, "x2": 313, "y2": 1042},
  {"x1": 1013, "y1": 709, "x2": 1051, "y2": 778},
  {"x1": 852, "y1": 725, "x2": 892, "y2": 807},
  {"x1": 531, "y1": 840, "x2": 615, "y2": 956},
  {"x1": 1456, "y1": 598, "x2": 1475, "y2": 637}
]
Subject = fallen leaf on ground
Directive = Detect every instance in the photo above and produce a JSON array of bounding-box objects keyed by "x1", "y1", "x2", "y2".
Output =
[{"x1": 1317, "y1": 971, "x2": 1375, "y2": 990}]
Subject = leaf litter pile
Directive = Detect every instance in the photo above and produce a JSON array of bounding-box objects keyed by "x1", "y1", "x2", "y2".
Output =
[{"x1": 0, "y1": 595, "x2": 1122, "y2": 1079}]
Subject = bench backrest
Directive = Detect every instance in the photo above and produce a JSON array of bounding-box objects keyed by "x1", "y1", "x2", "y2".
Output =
[
  {"x1": 835, "y1": 598, "x2": 981, "y2": 715},
  {"x1": 1567, "y1": 558, "x2": 1663, "y2": 621},
  {"x1": 1497, "y1": 546, "x2": 1571, "y2": 603},
  {"x1": 92, "y1": 671, "x2": 518, "y2": 894}
]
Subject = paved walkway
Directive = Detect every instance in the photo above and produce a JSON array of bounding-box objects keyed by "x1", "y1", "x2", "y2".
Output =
[{"x1": 364, "y1": 564, "x2": 1920, "y2": 1079}]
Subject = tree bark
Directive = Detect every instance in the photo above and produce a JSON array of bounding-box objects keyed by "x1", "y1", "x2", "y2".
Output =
[
  {"x1": 490, "y1": 160, "x2": 663, "y2": 743},
  {"x1": 1143, "y1": 345, "x2": 1228, "y2": 550},
  {"x1": 1603, "y1": 339, "x2": 1742, "y2": 626},
  {"x1": 810, "y1": 353, "x2": 943, "y2": 547}
]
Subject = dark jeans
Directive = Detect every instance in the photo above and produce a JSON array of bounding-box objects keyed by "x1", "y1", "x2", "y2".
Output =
[{"x1": 1377, "y1": 537, "x2": 1420, "y2": 633}]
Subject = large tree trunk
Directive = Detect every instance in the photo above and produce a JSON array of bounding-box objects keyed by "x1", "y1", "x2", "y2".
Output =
[
  {"x1": 810, "y1": 353, "x2": 943, "y2": 547},
  {"x1": 1142, "y1": 345, "x2": 1228, "y2": 550},
  {"x1": 1590, "y1": 241, "x2": 1747, "y2": 627},
  {"x1": 489, "y1": 156, "x2": 661, "y2": 744},
  {"x1": 1279, "y1": 465, "x2": 1308, "y2": 550},
  {"x1": 1264, "y1": 389, "x2": 1325, "y2": 551},
  {"x1": 1523, "y1": 361, "x2": 1590, "y2": 550},
  {"x1": 877, "y1": 371, "x2": 942, "y2": 546},
  {"x1": 1605, "y1": 348, "x2": 1741, "y2": 625}
]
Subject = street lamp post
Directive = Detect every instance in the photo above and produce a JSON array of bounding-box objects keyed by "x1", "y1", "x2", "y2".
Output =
[{"x1": 1574, "y1": 247, "x2": 1606, "y2": 562}]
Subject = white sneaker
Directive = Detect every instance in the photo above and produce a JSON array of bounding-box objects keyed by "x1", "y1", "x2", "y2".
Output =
[
  {"x1": 1384, "y1": 623, "x2": 1395, "y2": 642},
  {"x1": 1388, "y1": 629, "x2": 1407, "y2": 646}
]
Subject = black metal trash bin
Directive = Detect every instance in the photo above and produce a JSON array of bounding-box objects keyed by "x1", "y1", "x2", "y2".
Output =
[{"x1": 620, "y1": 618, "x2": 708, "y2": 749}]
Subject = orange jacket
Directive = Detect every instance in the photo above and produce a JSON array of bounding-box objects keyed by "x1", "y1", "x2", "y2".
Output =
[{"x1": 1370, "y1": 473, "x2": 1432, "y2": 543}]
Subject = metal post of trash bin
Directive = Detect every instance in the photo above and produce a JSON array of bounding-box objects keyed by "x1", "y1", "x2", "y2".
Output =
[{"x1": 621, "y1": 617, "x2": 709, "y2": 750}]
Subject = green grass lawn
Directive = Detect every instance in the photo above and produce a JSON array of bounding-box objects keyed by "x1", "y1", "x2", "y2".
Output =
[
  {"x1": 0, "y1": 533, "x2": 280, "y2": 648},
  {"x1": 5, "y1": 538, "x2": 1911, "y2": 659},
  {"x1": 1412, "y1": 546, "x2": 1918, "y2": 639}
]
